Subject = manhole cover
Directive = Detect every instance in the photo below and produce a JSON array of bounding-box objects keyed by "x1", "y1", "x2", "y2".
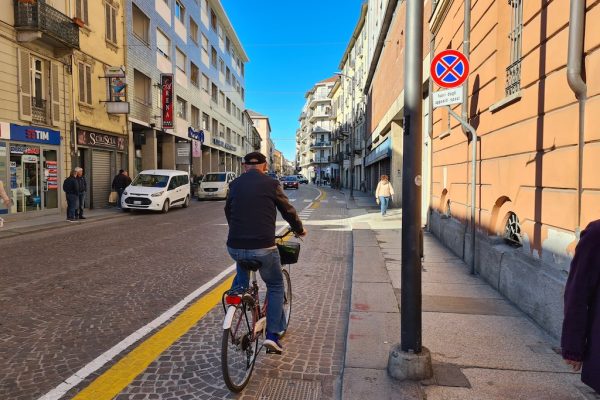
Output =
[{"x1": 258, "y1": 378, "x2": 321, "y2": 400}]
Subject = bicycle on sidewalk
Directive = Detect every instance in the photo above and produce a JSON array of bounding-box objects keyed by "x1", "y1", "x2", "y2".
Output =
[{"x1": 220, "y1": 227, "x2": 301, "y2": 392}]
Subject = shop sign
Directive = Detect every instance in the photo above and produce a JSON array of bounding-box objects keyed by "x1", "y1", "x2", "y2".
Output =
[
  {"x1": 22, "y1": 155, "x2": 38, "y2": 163},
  {"x1": 364, "y1": 138, "x2": 391, "y2": 167},
  {"x1": 212, "y1": 138, "x2": 236, "y2": 152},
  {"x1": 10, "y1": 124, "x2": 60, "y2": 145},
  {"x1": 192, "y1": 139, "x2": 201, "y2": 157},
  {"x1": 77, "y1": 129, "x2": 128, "y2": 151},
  {"x1": 175, "y1": 142, "x2": 190, "y2": 165},
  {"x1": 161, "y1": 74, "x2": 174, "y2": 129},
  {"x1": 105, "y1": 65, "x2": 126, "y2": 78},
  {"x1": 10, "y1": 144, "x2": 40, "y2": 155},
  {"x1": 188, "y1": 127, "x2": 204, "y2": 142}
]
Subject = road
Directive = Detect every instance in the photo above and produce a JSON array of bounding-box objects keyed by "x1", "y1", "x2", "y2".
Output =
[{"x1": 1, "y1": 185, "x2": 334, "y2": 400}]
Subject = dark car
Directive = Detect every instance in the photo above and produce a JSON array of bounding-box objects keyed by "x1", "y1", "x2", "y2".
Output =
[
  {"x1": 296, "y1": 174, "x2": 309, "y2": 184},
  {"x1": 281, "y1": 176, "x2": 299, "y2": 190}
]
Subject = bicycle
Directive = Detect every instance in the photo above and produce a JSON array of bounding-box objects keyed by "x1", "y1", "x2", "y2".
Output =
[{"x1": 220, "y1": 227, "x2": 301, "y2": 392}]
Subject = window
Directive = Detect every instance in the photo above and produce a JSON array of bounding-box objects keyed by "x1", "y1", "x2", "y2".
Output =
[
  {"x1": 219, "y1": 91, "x2": 225, "y2": 107},
  {"x1": 201, "y1": 73, "x2": 209, "y2": 92},
  {"x1": 241, "y1": 87, "x2": 245, "y2": 101},
  {"x1": 190, "y1": 62, "x2": 199, "y2": 86},
  {"x1": 218, "y1": 23, "x2": 224, "y2": 40},
  {"x1": 175, "y1": 0, "x2": 185, "y2": 23},
  {"x1": 189, "y1": 18, "x2": 198, "y2": 44},
  {"x1": 191, "y1": 105, "x2": 200, "y2": 128},
  {"x1": 78, "y1": 62, "x2": 92, "y2": 105},
  {"x1": 226, "y1": 98, "x2": 231, "y2": 114},
  {"x1": 241, "y1": 62, "x2": 245, "y2": 77},
  {"x1": 75, "y1": 0, "x2": 89, "y2": 25},
  {"x1": 157, "y1": 29, "x2": 170, "y2": 59},
  {"x1": 32, "y1": 57, "x2": 44, "y2": 103},
  {"x1": 105, "y1": 2, "x2": 117, "y2": 44},
  {"x1": 133, "y1": 70, "x2": 151, "y2": 105},
  {"x1": 226, "y1": 36, "x2": 231, "y2": 53},
  {"x1": 210, "y1": 9, "x2": 217, "y2": 31},
  {"x1": 202, "y1": 112, "x2": 209, "y2": 130},
  {"x1": 211, "y1": 46, "x2": 217, "y2": 68},
  {"x1": 219, "y1": 58, "x2": 225, "y2": 74},
  {"x1": 201, "y1": 33, "x2": 209, "y2": 55},
  {"x1": 132, "y1": 5, "x2": 149, "y2": 44},
  {"x1": 226, "y1": 67, "x2": 231, "y2": 84},
  {"x1": 212, "y1": 118, "x2": 218, "y2": 135},
  {"x1": 176, "y1": 47, "x2": 186, "y2": 72},
  {"x1": 219, "y1": 123, "x2": 225, "y2": 138},
  {"x1": 506, "y1": 0, "x2": 523, "y2": 96},
  {"x1": 211, "y1": 83, "x2": 218, "y2": 102},
  {"x1": 176, "y1": 96, "x2": 187, "y2": 119},
  {"x1": 226, "y1": 127, "x2": 231, "y2": 143}
]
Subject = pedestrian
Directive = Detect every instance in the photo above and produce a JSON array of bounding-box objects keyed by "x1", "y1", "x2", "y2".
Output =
[
  {"x1": 112, "y1": 169, "x2": 132, "y2": 209},
  {"x1": 225, "y1": 151, "x2": 306, "y2": 354},
  {"x1": 0, "y1": 179, "x2": 12, "y2": 208},
  {"x1": 375, "y1": 174, "x2": 395, "y2": 216},
  {"x1": 561, "y1": 219, "x2": 600, "y2": 394},
  {"x1": 62, "y1": 170, "x2": 79, "y2": 222},
  {"x1": 74, "y1": 167, "x2": 87, "y2": 219}
]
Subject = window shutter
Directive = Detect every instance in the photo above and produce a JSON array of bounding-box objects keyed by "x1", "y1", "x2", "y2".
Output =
[
  {"x1": 105, "y1": 4, "x2": 110, "y2": 41},
  {"x1": 78, "y1": 63, "x2": 85, "y2": 103},
  {"x1": 50, "y1": 62, "x2": 61, "y2": 126},
  {"x1": 18, "y1": 48, "x2": 32, "y2": 121},
  {"x1": 84, "y1": 0, "x2": 89, "y2": 24},
  {"x1": 111, "y1": 8, "x2": 117, "y2": 43},
  {"x1": 85, "y1": 65, "x2": 92, "y2": 105}
]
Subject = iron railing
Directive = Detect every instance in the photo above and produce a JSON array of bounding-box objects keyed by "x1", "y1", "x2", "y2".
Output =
[
  {"x1": 31, "y1": 98, "x2": 48, "y2": 124},
  {"x1": 15, "y1": 0, "x2": 79, "y2": 49}
]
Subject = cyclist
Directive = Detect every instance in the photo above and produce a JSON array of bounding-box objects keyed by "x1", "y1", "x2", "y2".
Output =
[{"x1": 224, "y1": 152, "x2": 306, "y2": 353}]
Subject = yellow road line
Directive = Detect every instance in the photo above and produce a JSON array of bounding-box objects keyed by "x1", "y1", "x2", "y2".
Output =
[
  {"x1": 73, "y1": 275, "x2": 234, "y2": 400},
  {"x1": 311, "y1": 189, "x2": 327, "y2": 209}
]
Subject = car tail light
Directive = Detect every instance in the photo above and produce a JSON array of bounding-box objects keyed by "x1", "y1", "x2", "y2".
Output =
[{"x1": 225, "y1": 295, "x2": 242, "y2": 305}]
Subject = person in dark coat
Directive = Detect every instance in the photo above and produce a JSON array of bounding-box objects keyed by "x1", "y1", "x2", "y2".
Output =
[
  {"x1": 561, "y1": 219, "x2": 600, "y2": 393},
  {"x1": 74, "y1": 167, "x2": 87, "y2": 219},
  {"x1": 62, "y1": 170, "x2": 79, "y2": 222},
  {"x1": 112, "y1": 169, "x2": 132, "y2": 209}
]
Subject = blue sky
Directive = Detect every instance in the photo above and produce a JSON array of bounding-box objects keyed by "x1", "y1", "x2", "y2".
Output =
[{"x1": 221, "y1": 0, "x2": 366, "y2": 161}]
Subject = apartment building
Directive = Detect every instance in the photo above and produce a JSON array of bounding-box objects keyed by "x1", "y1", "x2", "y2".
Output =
[
  {"x1": 125, "y1": 0, "x2": 248, "y2": 176},
  {"x1": 247, "y1": 110, "x2": 272, "y2": 163},
  {"x1": 71, "y1": 0, "x2": 129, "y2": 209},
  {"x1": 272, "y1": 148, "x2": 283, "y2": 175},
  {"x1": 364, "y1": 0, "x2": 600, "y2": 338},
  {"x1": 0, "y1": 0, "x2": 78, "y2": 218},
  {"x1": 296, "y1": 77, "x2": 336, "y2": 184}
]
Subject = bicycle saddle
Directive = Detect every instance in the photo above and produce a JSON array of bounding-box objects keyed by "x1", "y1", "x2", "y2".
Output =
[{"x1": 239, "y1": 259, "x2": 262, "y2": 271}]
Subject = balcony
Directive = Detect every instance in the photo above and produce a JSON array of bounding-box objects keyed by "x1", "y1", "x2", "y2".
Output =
[
  {"x1": 14, "y1": 0, "x2": 79, "y2": 50},
  {"x1": 309, "y1": 95, "x2": 330, "y2": 108},
  {"x1": 31, "y1": 97, "x2": 48, "y2": 124},
  {"x1": 308, "y1": 109, "x2": 332, "y2": 123},
  {"x1": 309, "y1": 141, "x2": 331, "y2": 150},
  {"x1": 310, "y1": 156, "x2": 331, "y2": 164}
]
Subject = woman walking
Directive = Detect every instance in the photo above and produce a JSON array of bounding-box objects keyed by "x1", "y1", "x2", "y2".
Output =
[{"x1": 375, "y1": 175, "x2": 394, "y2": 216}]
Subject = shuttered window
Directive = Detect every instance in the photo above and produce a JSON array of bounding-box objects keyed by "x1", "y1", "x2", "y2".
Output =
[
  {"x1": 132, "y1": 4, "x2": 149, "y2": 44},
  {"x1": 190, "y1": 62, "x2": 199, "y2": 87},
  {"x1": 133, "y1": 69, "x2": 151, "y2": 105},
  {"x1": 105, "y1": 3, "x2": 117, "y2": 44},
  {"x1": 157, "y1": 29, "x2": 170, "y2": 59},
  {"x1": 75, "y1": 0, "x2": 89, "y2": 25},
  {"x1": 176, "y1": 47, "x2": 186, "y2": 72},
  {"x1": 78, "y1": 62, "x2": 93, "y2": 105}
]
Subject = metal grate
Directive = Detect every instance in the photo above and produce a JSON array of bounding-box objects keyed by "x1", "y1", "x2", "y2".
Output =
[
  {"x1": 32, "y1": 98, "x2": 48, "y2": 124},
  {"x1": 258, "y1": 378, "x2": 322, "y2": 400},
  {"x1": 505, "y1": 0, "x2": 523, "y2": 96}
]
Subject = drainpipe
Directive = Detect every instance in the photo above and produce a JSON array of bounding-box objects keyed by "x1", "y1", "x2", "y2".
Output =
[
  {"x1": 567, "y1": 0, "x2": 587, "y2": 236},
  {"x1": 461, "y1": 0, "x2": 471, "y2": 134}
]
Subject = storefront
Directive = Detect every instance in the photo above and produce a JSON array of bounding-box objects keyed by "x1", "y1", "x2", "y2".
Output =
[
  {"x1": 77, "y1": 128, "x2": 128, "y2": 209},
  {"x1": 365, "y1": 137, "x2": 391, "y2": 193},
  {"x1": 0, "y1": 123, "x2": 61, "y2": 216}
]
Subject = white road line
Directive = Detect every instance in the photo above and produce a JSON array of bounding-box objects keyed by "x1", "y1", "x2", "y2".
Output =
[
  {"x1": 336, "y1": 200, "x2": 345, "y2": 204},
  {"x1": 39, "y1": 191, "x2": 322, "y2": 400}
]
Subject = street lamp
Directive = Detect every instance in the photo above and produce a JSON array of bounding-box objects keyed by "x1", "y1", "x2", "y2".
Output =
[{"x1": 335, "y1": 72, "x2": 356, "y2": 199}]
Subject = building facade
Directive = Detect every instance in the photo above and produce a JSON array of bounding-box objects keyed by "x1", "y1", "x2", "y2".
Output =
[
  {"x1": 363, "y1": 0, "x2": 600, "y2": 338},
  {"x1": 125, "y1": 0, "x2": 248, "y2": 177},
  {"x1": 0, "y1": 0, "x2": 79, "y2": 219},
  {"x1": 247, "y1": 110, "x2": 272, "y2": 162}
]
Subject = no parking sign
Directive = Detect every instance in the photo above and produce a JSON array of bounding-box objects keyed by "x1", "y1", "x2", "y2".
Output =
[{"x1": 431, "y1": 49, "x2": 469, "y2": 88}]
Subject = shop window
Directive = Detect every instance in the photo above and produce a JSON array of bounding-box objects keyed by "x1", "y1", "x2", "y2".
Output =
[{"x1": 132, "y1": 4, "x2": 149, "y2": 44}]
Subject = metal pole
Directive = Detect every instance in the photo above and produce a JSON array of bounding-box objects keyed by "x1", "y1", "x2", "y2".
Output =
[
  {"x1": 401, "y1": 0, "x2": 424, "y2": 353},
  {"x1": 350, "y1": 78, "x2": 355, "y2": 199}
]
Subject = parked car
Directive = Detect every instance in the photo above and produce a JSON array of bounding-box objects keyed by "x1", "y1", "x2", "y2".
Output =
[
  {"x1": 267, "y1": 172, "x2": 279, "y2": 180},
  {"x1": 198, "y1": 172, "x2": 236, "y2": 200},
  {"x1": 296, "y1": 174, "x2": 309, "y2": 184},
  {"x1": 121, "y1": 169, "x2": 190, "y2": 213},
  {"x1": 281, "y1": 175, "x2": 299, "y2": 190}
]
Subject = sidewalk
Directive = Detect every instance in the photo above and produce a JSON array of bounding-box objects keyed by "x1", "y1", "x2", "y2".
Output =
[
  {"x1": 0, "y1": 207, "x2": 125, "y2": 239},
  {"x1": 340, "y1": 196, "x2": 594, "y2": 399}
]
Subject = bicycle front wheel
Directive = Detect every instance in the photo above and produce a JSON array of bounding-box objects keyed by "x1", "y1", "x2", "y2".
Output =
[
  {"x1": 221, "y1": 304, "x2": 258, "y2": 392},
  {"x1": 281, "y1": 268, "x2": 292, "y2": 335}
]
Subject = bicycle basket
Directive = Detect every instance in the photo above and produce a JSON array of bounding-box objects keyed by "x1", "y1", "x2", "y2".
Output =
[{"x1": 277, "y1": 241, "x2": 301, "y2": 264}]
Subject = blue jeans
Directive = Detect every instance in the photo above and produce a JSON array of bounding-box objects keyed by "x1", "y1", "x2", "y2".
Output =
[
  {"x1": 227, "y1": 246, "x2": 286, "y2": 334},
  {"x1": 77, "y1": 193, "x2": 85, "y2": 217},
  {"x1": 66, "y1": 194, "x2": 79, "y2": 219},
  {"x1": 379, "y1": 196, "x2": 390, "y2": 215}
]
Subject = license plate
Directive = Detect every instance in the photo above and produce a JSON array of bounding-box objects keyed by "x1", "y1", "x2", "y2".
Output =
[
  {"x1": 206, "y1": 193, "x2": 215, "y2": 196},
  {"x1": 134, "y1": 200, "x2": 142, "y2": 205}
]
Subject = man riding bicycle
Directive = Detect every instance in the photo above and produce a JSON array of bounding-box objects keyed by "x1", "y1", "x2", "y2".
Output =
[{"x1": 224, "y1": 152, "x2": 306, "y2": 353}]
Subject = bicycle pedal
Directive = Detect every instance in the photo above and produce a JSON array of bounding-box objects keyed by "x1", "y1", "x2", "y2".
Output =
[{"x1": 266, "y1": 348, "x2": 282, "y2": 355}]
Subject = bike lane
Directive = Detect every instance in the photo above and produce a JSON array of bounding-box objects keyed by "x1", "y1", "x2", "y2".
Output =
[{"x1": 55, "y1": 188, "x2": 352, "y2": 400}]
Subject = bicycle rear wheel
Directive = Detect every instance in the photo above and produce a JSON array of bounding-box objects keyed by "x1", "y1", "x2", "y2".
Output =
[
  {"x1": 281, "y1": 268, "x2": 292, "y2": 336},
  {"x1": 221, "y1": 304, "x2": 258, "y2": 392}
]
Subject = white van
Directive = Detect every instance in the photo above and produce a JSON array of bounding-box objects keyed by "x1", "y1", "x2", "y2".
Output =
[
  {"x1": 197, "y1": 172, "x2": 236, "y2": 200},
  {"x1": 121, "y1": 169, "x2": 190, "y2": 213}
]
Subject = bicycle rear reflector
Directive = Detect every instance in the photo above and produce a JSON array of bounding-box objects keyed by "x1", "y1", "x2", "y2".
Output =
[{"x1": 225, "y1": 295, "x2": 242, "y2": 305}]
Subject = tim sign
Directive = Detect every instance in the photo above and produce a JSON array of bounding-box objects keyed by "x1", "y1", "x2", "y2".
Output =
[{"x1": 161, "y1": 74, "x2": 174, "y2": 129}]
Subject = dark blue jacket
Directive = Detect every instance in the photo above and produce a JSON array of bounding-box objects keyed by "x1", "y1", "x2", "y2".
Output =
[
  {"x1": 562, "y1": 220, "x2": 600, "y2": 393},
  {"x1": 225, "y1": 169, "x2": 303, "y2": 249},
  {"x1": 62, "y1": 176, "x2": 79, "y2": 195}
]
